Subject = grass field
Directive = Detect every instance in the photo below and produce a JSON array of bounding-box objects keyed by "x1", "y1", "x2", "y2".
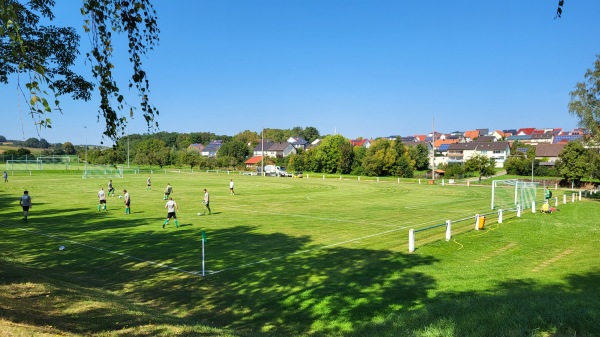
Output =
[{"x1": 0, "y1": 171, "x2": 599, "y2": 336}]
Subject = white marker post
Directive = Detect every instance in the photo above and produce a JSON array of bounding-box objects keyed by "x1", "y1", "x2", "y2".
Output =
[{"x1": 201, "y1": 230, "x2": 207, "y2": 276}]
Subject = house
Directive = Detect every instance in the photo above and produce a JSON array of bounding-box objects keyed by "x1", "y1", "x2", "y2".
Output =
[
  {"x1": 516, "y1": 128, "x2": 536, "y2": 136},
  {"x1": 553, "y1": 134, "x2": 583, "y2": 144},
  {"x1": 201, "y1": 140, "x2": 223, "y2": 157},
  {"x1": 253, "y1": 140, "x2": 275, "y2": 157},
  {"x1": 535, "y1": 143, "x2": 565, "y2": 166},
  {"x1": 476, "y1": 136, "x2": 496, "y2": 142},
  {"x1": 350, "y1": 139, "x2": 371, "y2": 148},
  {"x1": 244, "y1": 155, "x2": 263, "y2": 169},
  {"x1": 446, "y1": 142, "x2": 510, "y2": 168},
  {"x1": 253, "y1": 141, "x2": 296, "y2": 158},
  {"x1": 414, "y1": 135, "x2": 427, "y2": 142},
  {"x1": 464, "y1": 130, "x2": 480, "y2": 141},
  {"x1": 187, "y1": 143, "x2": 205, "y2": 153},
  {"x1": 476, "y1": 128, "x2": 489, "y2": 136},
  {"x1": 287, "y1": 137, "x2": 309, "y2": 150},
  {"x1": 529, "y1": 133, "x2": 554, "y2": 145},
  {"x1": 490, "y1": 130, "x2": 505, "y2": 140},
  {"x1": 434, "y1": 138, "x2": 460, "y2": 150},
  {"x1": 268, "y1": 142, "x2": 297, "y2": 158}
]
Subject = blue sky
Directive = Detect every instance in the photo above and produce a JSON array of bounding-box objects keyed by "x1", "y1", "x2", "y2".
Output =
[{"x1": 2, "y1": 0, "x2": 599, "y2": 145}]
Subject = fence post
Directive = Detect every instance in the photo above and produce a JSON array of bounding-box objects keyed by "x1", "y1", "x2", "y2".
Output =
[
  {"x1": 377, "y1": 177, "x2": 379, "y2": 183},
  {"x1": 498, "y1": 209, "x2": 503, "y2": 224},
  {"x1": 563, "y1": 194, "x2": 567, "y2": 204},
  {"x1": 323, "y1": 175, "x2": 325, "y2": 180},
  {"x1": 445, "y1": 220, "x2": 451, "y2": 241},
  {"x1": 531, "y1": 201, "x2": 536, "y2": 213},
  {"x1": 554, "y1": 196, "x2": 558, "y2": 207},
  {"x1": 398, "y1": 178, "x2": 400, "y2": 184},
  {"x1": 408, "y1": 229, "x2": 415, "y2": 253},
  {"x1": 474, "y1": 214, "x2": 480, "y2": 231},
  {"x1": 467, "y1": 181, "x2": 470, "y2": 187},
  {"x1": 579, "y1": 191, "x2": 582, "y2": 201},
  {"x1": 442, "y1": 179, "x2": 445, "y2": 186},
  {"x1": 572, "y1": 193, "x2": 575, "y2": 203},
  {"x1": 517, "y1": 205, "x2": 521, "y2": 217},
  {"x1": 419, "y1": 179, "x2": 421, "y2": 185}
]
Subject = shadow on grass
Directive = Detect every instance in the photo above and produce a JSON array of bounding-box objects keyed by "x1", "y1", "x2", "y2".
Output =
[{"x1": 355, "y1": 270, "x2": 600, "y2": 337}]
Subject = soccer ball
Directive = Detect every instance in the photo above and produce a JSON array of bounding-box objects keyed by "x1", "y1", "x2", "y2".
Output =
[
  {"x1": 118, "y1": 195, "x2": 122, "y2": 199},
  {"x1": 197, "y1": 212, "x2": 201, "y2": 216},
  {"x1": 59, "y1": 245, "x2": 66, "y2": 251}
]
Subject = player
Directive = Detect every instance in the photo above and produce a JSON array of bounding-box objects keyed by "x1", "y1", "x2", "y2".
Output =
[
  {"x1": 544, "y1": 188, "x2": 552, "y2": 203},
  {"x1": 3, "y1": 171, "x2": 7, "y2": 183},
  {"x1": 163, "y1": 197, "x2": 179, "y2": 228},
  {"x1": 20, "y1": 190, "x2": 32, "y2": 221},
  {"x1": 202, "y1": 188, "x2": 211, "y2": 215},
  {"x1": 108, "y1": 179, "x2": 115, "y2": 196},
  {"x1": 163, "y1": 183, "x2": 173, "y2": 200},
  {"x1": 98, "y1": 187, "x2": 107, "y2": 211},
  {"x1": 123, "y1": 189, "x2": 131, "y2": 214},
  {"x1": 147, "y1": 177, "x2": 152, "y2": 191},
  {"x1": 229, "y1": 179, "x2": 235, "y2": 195}
]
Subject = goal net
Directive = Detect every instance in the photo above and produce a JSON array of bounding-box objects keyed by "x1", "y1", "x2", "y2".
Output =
[
  {"x1": 36, "y1": 156, "x2": 72, "y2": 170},
  {"x1": 6, "y1": 160, "x2": 42, "y2": 170},
  {"x1": 491, "y1": 179, "x2": 538, "y2": 211},
  {"x1": 82, "y1": 165, "x2": 124, "y2": 179}
]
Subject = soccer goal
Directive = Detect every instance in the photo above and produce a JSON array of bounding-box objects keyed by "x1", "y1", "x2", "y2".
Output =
[
  {"x1": 491, "y1": 179, "x2": 538, "y2": 210},
  {"x1": 82, "y1": 165, "x2": 124, "y2": 179},
  {"x1": 6, "y1": 160, "x2": 42, "y2": 170},
  {"x1": 36, "y1": 156, "x2": 72, "y2": 170}
]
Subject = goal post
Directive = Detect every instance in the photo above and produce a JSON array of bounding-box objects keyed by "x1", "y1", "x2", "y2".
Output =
[
  {"x1": 82, "y1": 165, "x2": 124, "y2": 179},
  {"x1": 491, "y1": 179, "x2": 537, "y2": 211}
]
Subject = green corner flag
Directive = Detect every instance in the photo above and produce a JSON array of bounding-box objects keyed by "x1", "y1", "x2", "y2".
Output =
[{"x1": 201, "y1": 230, "x2": 207, "y2": 243}]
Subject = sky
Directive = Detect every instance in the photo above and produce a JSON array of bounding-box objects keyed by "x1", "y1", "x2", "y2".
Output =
[{"x1": 2, "y1": 0, "x2": 600, "y2": 146}]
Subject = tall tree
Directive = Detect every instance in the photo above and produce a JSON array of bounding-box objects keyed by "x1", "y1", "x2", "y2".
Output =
[
  {"x1": 557, "y1": 141, "x2": 593, "y2": 186},
  {"x1": 464, "y1": 154, "x2": 496, "y2": 182},
  {"x1": 569, "y1": 55, "x2": 600, "y2": 141},
  {"x1": 1, "y1": 0, "x2": 159, "y2": 141},
  {"x1": 218, "y1": 139, "x2": 250, "y2": 165},
  {"x1": 134, "y1": 138, "x2": 169, "y2": 168}
]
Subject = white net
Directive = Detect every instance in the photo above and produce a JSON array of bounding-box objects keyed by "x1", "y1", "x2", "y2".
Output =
[
  {"x1": 82, "y1": 165, "x2": 124, "y2": 179},
  {"x1": 491, "y1": 179, "x2": 538, "y2": 210}
]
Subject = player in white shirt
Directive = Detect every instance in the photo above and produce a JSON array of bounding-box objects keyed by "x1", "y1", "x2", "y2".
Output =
[
  {"x1": 98, "y1": 187, "x2": 107, "y2": 211},
  {"x1": 163, "y1": 197, "x2": 179, "y2": 228}
]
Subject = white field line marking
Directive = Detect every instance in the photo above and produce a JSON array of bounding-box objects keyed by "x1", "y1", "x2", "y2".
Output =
[
  {"x1": 209, "y1": 225, "x2": 413, "y2": 275},
  {"x1": 7, "y1": 225, "x2": 203, "y2": 277}
]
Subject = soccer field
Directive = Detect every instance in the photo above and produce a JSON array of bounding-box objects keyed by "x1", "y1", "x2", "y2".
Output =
[{"x1": 1, "y1": 172, "x2": 598, "y2": 336}]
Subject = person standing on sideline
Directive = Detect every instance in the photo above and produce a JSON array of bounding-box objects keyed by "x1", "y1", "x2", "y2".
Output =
[
  {"x1": 163, "y1": 197, "x2": 179, "y2": 228},
  {"x1": 108, "y1": 179, "x2": 115, "y2": 196},
  {"x1": 3, "y1": 171, "x2": 7, "y2": 183},
  {"x1": 202, "y1": 188, "x2": 212, "y2": 215},
  {"x1": 147, "y1": 177, "x2": 152, "y2": 191},
  {"x1": 123, "y1": 189, "x2": 131, "y2": 214},
  {"x1": 163, "y1": 183, "x2": 173, "y2": 200},
  {"x1": 229, "y1": 179, "x2": 235, "y2": 195},
  {"x1": 20, "y1": 190, "x2": 32, "y2": 221},
  {"x1": 98, "y1": 187, "x2": 107, "y2": 211},
  {"x1": 544, "y1": 188, "x2": 552, "y2": 203}
]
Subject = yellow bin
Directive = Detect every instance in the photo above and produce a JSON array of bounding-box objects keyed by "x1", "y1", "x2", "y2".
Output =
[{"x1": 478, "y1": 216, "x2": 486, "y2": 229}]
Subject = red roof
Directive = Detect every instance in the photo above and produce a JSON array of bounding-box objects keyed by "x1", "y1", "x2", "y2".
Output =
[
  {"x1": 245, "y1": 156, "x2": 263, "y2": 164},
  {"x1": 517, "y1": 128, "x2": 535, "y2": 135}
]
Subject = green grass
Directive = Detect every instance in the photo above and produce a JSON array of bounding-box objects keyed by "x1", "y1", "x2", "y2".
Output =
[{"x1": 0, "y1": 172, "x2": 598, "y2": 336}]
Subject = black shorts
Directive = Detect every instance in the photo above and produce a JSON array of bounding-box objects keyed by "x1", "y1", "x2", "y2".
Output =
[
  {"x1": 22, "y1": 206, "x2": 30, "y2": 211},
  {"x1": 125, "y1": 201, "x2": 130, "y2": 206},
  {"x1": 167, "y1": 212, "x2": 177, "y2": 219},
  {"x1": 100, "y1": 200, "x2": 107, "y2": 204}
]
